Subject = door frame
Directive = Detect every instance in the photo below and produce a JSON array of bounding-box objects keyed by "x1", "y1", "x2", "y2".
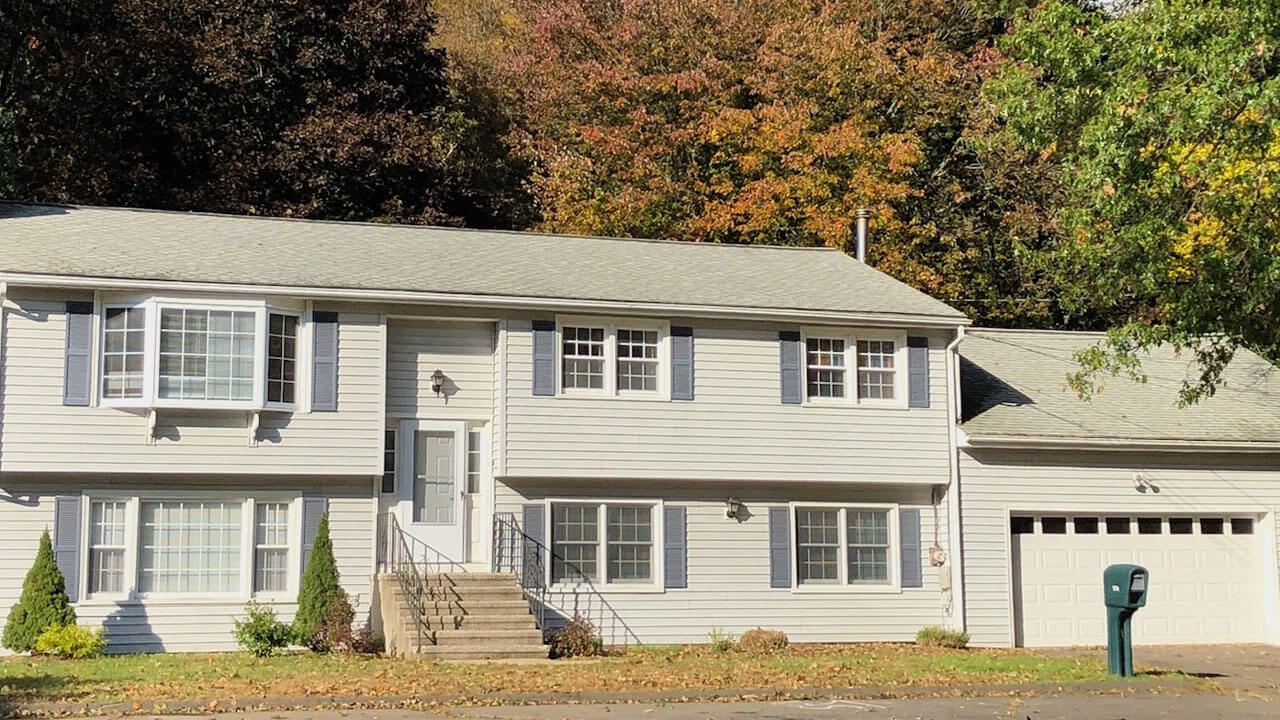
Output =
[{"x1": 396, "y1": 418, "x2": 469, "y2": 564}]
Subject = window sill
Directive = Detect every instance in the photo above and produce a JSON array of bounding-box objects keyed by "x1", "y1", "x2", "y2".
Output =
[
  {"x1": 77, "y1": 594, "x2": 291, "y2": 607},
  {"x1": 557, "y1": 392, "x2": 671, "y2": 402},
  {"x1": 547, "y1": 582, "x2": 666, "y2": 595},
  {"x1": 789, "y1": 584, "x2": 903, "y2": 595}
]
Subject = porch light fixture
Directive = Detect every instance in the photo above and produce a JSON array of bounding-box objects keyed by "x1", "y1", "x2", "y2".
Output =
[
  {"x1": 430, "y1": 368, "x2": 446, "y2": 397},
  {"x1": 725, "y1": 497, "x2": 744, "y2": 519}
]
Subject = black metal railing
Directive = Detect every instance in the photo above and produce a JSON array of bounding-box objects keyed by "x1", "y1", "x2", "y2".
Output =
[
  {"x1": 492, "y1": 512, "x2": 638, "y2": 648},
  {"x1": 376, "y1": 512, "x2": 471, "y2": 650}
]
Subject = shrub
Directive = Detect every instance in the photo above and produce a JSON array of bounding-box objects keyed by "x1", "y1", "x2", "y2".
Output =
[
  {"x1": 294, "y1": 513, "x2": 348, "y2": 652},
  {"x1": 916, "y1": 625, "x2": 970, "y2": 649},
  {"x1": 3, "y1": 530, "x2": 77, "y2": 652},
  {"x1": 350, "y1": 624, "x2": 384, "y2": 655},
  {"x1": 736, "y1": 628, "x2": 789, "y2": 654},
  {"x1": 708, "y1": 627, "x2": 736, "y2": 653},
  {"x1": 549, "y1": 615, "x2": 604, "y2": 658},
  {"x1": 33, "y1": 624, "x2": 107, "y2": 659},
  {"x1": 233, "y1": 602, "x2": 293, "y2": 657},
  {"x1": 308, "y1": 590, "x2": 356, "y2": 653}
]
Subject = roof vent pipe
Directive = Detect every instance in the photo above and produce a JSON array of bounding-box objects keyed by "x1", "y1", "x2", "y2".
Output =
[{"x1": 854, "y1": 208, "x2": 871, "y2": 263}]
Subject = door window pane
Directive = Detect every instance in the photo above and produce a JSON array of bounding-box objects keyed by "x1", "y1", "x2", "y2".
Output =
[
  {"x1": 606, "y1": 505, "x2": 652, "y2": 583},
  {"x1": 551, "y1": 504, "x2": 599, "y2": 583},
  {"x1": 796, "y1": 508, "x2": 840, "y2": 584},
  {"x1": 465, "y1": 428, "x2": 483, "y2": 494},
  {"x1": 139, "y1": 501, "x2": 242, "y2": 593},
  {"x1": 413, "y1": 431, "x2": 456, "y2": 524}
]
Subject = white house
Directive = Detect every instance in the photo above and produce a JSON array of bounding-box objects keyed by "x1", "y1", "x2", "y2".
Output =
[{"x1": 0, "y1": 203, "x2": 1276, "y2": 654}]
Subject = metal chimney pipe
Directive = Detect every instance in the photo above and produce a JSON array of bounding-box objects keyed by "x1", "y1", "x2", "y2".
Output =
[{"x1": 854, "y1": 208, "x2": 871, "y2": 262}]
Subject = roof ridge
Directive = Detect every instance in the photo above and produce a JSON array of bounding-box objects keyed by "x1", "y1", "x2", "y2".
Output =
[{"x1": 0, "y1": 201, "x2": 845, "y2": 253}]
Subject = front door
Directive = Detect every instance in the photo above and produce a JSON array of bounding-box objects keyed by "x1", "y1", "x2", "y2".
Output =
[{"x1": 396, "y1": 419, "x2": 468, "y2": 565}]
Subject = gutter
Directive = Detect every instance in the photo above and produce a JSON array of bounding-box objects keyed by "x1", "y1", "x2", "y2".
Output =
[
  {"x1": 943, "y1": 325, "x2": 966, "y2": 631},
  {"x1": 959, "y1": 432, "x2": 1280, "y2": 454},
  {"x1": 0, "y1": 272, "x2": 971, "y2": 329}
]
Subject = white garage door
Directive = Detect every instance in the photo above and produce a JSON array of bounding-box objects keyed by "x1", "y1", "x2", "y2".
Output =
[{"x1": 1012, "y1": 514, "x2": 1266, "y2": 647}]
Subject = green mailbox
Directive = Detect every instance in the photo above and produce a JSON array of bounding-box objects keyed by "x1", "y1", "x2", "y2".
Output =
[{"x1": 1104, "y1": 563, "x2": 1148, "y2": 677}]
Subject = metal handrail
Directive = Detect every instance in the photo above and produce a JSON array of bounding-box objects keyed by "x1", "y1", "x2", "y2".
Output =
[
  {"x1": 379, "y1": 512, "x2": 432, "y2": 650},
  {"x1": 492, "y1": 512, "x2": 638, "y2": 648}
]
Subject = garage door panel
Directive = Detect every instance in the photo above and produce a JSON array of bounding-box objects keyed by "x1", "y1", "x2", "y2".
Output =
[{"x1": 1013, "y1": 514, "x2": 1265, "y2": 647}]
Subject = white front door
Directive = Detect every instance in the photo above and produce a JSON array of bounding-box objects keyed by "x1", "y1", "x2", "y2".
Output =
[
  {"x1": 1012, "y1": 513, "x2": 1267, "y2": 647},
  {"x1": 396, "y1": 419, "x2": 468, "y2": 565}
]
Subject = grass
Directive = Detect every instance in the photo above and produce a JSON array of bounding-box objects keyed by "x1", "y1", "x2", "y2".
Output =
[{"x1": 0, "y1": 643, "x2": 1133, "y2": 710}]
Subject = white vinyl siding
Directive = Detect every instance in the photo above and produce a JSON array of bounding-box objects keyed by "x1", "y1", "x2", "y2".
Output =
[
  {"x1": 959, "y1": 448, "x2": 1280, "y2": 648},
  {"x1": 0, "y1": 479, "x2": 374, "y2": 654},
  {"x1": 503, "y1": 320, "x2": 949, "y2": 483},
  {"x1": 501, "y1": 481, "x2": 946, "y2": 645},
  {"x1": 0, "y1": 296, "x2": 383, "y2": 475},
  {"x1": 384, "y1": 319, "x2": 495, "y2": 419}
]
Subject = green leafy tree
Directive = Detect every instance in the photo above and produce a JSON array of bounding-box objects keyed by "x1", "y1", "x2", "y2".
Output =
[
  {"x1": 293, "y1": 513, "x2": 351, "y2": 651},
  {"x1": 986, "y1": 0, "x2": 1280, "y2": 402},
  {"x1": 3, "y1": 529, "x2": 76, "y2": 652}
]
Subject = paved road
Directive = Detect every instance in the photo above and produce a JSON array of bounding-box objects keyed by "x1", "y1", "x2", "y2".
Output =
[{"x1": 133, "y1": 693, "x2": 1278, "y2": 720}]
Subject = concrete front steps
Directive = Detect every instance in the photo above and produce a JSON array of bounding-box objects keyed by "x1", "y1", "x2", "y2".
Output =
[{"x1": 379, "y1": 572, "x2": 547, "y2": 660}]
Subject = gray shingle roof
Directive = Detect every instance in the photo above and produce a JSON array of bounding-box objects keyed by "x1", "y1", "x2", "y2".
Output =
[
  {"x1": 0, "y1": 203, "x2": 965, "y2": 322},
  {"x1": 960, "y1": 328, "x2": 1280, "y2": 444}
]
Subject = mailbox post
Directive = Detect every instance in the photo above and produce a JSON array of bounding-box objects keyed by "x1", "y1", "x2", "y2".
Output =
[{"x1": 1103, "y1": 564, "x2": 1149, "y2": 677}]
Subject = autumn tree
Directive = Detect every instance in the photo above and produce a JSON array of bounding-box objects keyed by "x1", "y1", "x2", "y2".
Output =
[
  {"x1": 987, "y1": 0, "x2": 1280, "y2": 401},
  {"x1": 2, "y1": 0, "x2": 526, "y2": 227}
]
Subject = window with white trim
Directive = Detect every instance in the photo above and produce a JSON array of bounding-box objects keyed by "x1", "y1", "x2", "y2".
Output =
[
  {"x1": 98, "y1": 299, "x2": 304, "y2": 409},
  {"x1": 254, "y1": 502, "x2": 290, "y2": 593},
  {"x1": 139, "y1": 500, "x2": 242, "y2": 593},
  {"x1": 102, "y1": 307, "x2": 146, "y2": 399},
  {"x1": 562, "y1": 326, "x2": 606, "y2": 390},
  {"x1": 616, "y1": 329, "x2": 659, "y2": 391},
  {"x1": 550, "y1": 502, "x2": 657, "y2": 586},
  {"x1": 795, "y1": 506, "x2": 895, "y2": 587},
  {"x1": 465, "y1": 427, "x2": 483, "y2": 494},
  {"x1": 88, "y1": 500, "x2": 127, "y2": 594},
  {"x1": 805, "y1": 337, "x2": 846, "y2": 399},
  {"x1": 856, "y1": 340, "x2": 896, "y2": 400},
  {"x1": 381, "y1": 428, "x2": 397, "y2": 494}
]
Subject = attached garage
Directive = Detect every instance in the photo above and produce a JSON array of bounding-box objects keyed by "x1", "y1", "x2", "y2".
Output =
[
  {"x1": 1010, "y1": 513, "x2": 1266, "y2": 646},
  {"x1": 956, "y1": 329, "x2": 1280, "y2": 648}
]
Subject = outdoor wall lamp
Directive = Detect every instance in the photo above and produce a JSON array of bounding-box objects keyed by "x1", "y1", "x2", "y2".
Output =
[
  {"x1": 725, "y1": 497, "x2": 744, "y2": 519},
  {"x1": 430, "y1": 368, "x2": 446, "y2": 397}
]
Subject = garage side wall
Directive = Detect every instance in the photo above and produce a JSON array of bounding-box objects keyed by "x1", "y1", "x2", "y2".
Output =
[{"x1": 959, "y1": 448, "x2": 1280, "y2": 647}]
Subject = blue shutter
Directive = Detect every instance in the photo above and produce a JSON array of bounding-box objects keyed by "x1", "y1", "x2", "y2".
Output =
[
  {"x1": 779, "y1": 331, "x2": 802, "y2": 404},
  {"x1": 300, "y1": 497, "x2": 327, "y2": 573},
  {"x1": 900, "y1": 508, "x2": 922, "y2": 589},
  {"x1": 663, "y1": 506, "x2": 687, "y2": 588},
  {"x1": 62, "y1": 302, "x2": 93, "y2": 406},
  {"x1": 522, "y1": 504, "x2": 545, "y2": 588},
  {"x1": 768, "y1": 506, "x2": 791, "y2": 588},
  {"x1": 54, "y1": 495, "x2": 82, "y2": 602},
  {"x1": 311, "y1": 311, "x2": 339, "y2": 411},
  {"x1": 907, "y1": 336, "x2": 929, "y2": 408},
  {"x1": 531, "y1": 320, "x2": 556, "y2": 397},
  {"x1": 670, "y1": 327, "x2": 694, "y2": 401}
]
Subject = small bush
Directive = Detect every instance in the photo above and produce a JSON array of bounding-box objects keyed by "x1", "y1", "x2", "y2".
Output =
[
  {"x1": 350, "y1": 624, "x2": 384, "y2": 655},
  {"x1": 34, "y1": 624, "x2": 106, "y2": 659},
  {"x1": 549, "y1": 615, "x2": 604, "y2": 658},
  {"x1": 708, "y1": 627, "x2": 736, "y2": 653},
  {"x1": 736, "y1": 628, "x2": 789, "y2": 654},
  {"x1": 233, "y1": 602, "x2": 293, "y2": 657},
  {"x1": 3, "y1": 530, "x2": 77, "y2": 652},
  {"x1": 916, "y1": 625, "x2": 970, "y2": 649},
  {"x1": 307, "y1": 591, "x2": 356, "y2": 653}
]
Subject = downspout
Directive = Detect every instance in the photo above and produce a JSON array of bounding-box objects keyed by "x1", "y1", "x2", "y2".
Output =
[
  {"x1": 0, "y1": 281, "x2": 7, "y2": 465},
  {"x1": 944, "y1": 324, "x2": 967, "y2": 630}
]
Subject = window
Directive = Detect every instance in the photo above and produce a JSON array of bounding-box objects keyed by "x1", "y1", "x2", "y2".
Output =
[
  {"x1": 266, "y1": 313, "x2": 298, "y2": 404},
  {"x1": 465, "y1": 428, "x2": 483, "y2": 494},
  {"x1": 1011, "y1": 516, "x2": 1035, "y2": 534},
  {"x1": 158, "y1": 308, "x2": 256, "y2": 401},
  {"x1": 1106, "y1": 517, "x2": 1131, "y2": 534},
  {"x1": 562, "y1": 326, "x2": 605, "y2": 390},
  {"x1": 551, "y1": 504, "x2": 599, "y2": 583},
  {"x1": 139, "y1": 500, "x2": 242, "y2": 593},
  {"x1": 381, "y1": 429, "x2": 397, "y2": 494},
  {"x1": 805, "y1": 338, "x2": 846, "y2": 399},
  {"x1": 88, "y1": 500, "x2": 127, "y2": 594},
  {"x1": 1041, "y1": 517, "x2": 1067, "y2": 534},
  {"x1": 606, "y1": 506, "x2": 652, "y2": 583},
  {"x1": 856, "y1": 339, "x2": 896, "y2": 400},
  {"x1": 1231, "y1": 518, "x2": 1254, "y2": 535},
  {"x1": 617, "y1": 330, "x2": 659, "y2": 391},
  {"x1": 1169, "y1": 518, "x2": 1193, "y2": 535},
  {"x1": 1137, "y1": 517, "x2": 1162, "y2": 535},
  {"x1": 550, "y1": 502, "x2": 658, "y2": 586},
  {"x1": 254, "y1": 502, "x2": 290, "y2": 592},
  {"x1": 1074, "y1": 517, "x2": 1099, "y2": 534},
  {"x1": 102, "y1": 307, "x2": 146, "y2": 399},
  {"x1": 1200, "y1": 517, "x2": 1225, "y2": 535},
  {"x1": 795, "y1": 506, "x2": 894, "y2": 588}
]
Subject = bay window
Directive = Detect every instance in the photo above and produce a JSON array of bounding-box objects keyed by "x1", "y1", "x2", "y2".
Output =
[
  {"x1": 794, "y1": 505, "x2": 897, "y2": 589},
  {"x1": 550, "y1": 501, "x2": 659, "y2": 587},
  {"x1": 99, "y1": 298, "x2": 304, "y2": 409}
]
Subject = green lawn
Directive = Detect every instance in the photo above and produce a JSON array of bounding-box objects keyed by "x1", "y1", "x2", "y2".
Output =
[{"x1": 0, "y1": 643, "x2": 1150, "y2": 710}]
